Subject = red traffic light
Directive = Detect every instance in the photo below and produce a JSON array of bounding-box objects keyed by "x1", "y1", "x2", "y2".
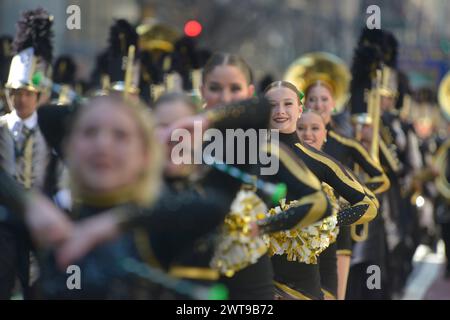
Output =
[{"x1": 184, "y1": 20, "x2": 202, "y2": 37}]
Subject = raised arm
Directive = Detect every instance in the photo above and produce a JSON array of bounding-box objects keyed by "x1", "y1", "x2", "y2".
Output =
[
  {"x1": 293, "y1": 142, "x2": 379, "y2": 225},
  {"x1": 328, "y1": 130, "x2": 390, "y2": 194}
]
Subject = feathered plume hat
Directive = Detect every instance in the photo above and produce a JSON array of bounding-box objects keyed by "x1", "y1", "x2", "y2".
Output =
[
  {"x1": 349, "y1": 27, "x2": 384, "y2": 124},
  {"x1": 52, "y1": 55, "x2": 77, "y2": 105},
  {"x1": 106, "y1": 19, "x2": 140, "y2": 95},
  {"x1": 5, "y1": 8, "x2": 54, "y2": 92},
  {"x1": 0, "y1": 35, "x2": 13, "y2": 88},
  {"x1": 357, "y1": 27, "x2": 399, "y2": 98}
]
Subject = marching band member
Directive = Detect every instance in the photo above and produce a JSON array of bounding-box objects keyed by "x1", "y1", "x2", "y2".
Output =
[{"x1": 263, "y1": 80, "x2": 379, "y2": 299}]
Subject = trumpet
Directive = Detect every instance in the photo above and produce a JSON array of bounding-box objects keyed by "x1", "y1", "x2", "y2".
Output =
[{"x1": 351, "y1": 68, "x2": 384, "y2": 242}]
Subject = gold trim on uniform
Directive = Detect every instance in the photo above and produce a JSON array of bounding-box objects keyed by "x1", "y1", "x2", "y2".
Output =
[
  {"x1": 294, "y1": 142, "x2": 364, "y2": 192},
  {"x1": 274, "y1": 281, "x2": 312, "y2": 300},
  {"x1": 22, "y1": 133, "x2": 34, "y2": 189},
  {"x1": 133, "y1": 228, "x2": 161, "y2": 268},
  {"x1": 321, "y1": 288, "x2": 337, "y2": 300},
  {"x1": 294, "y1": 143, "x2": 379, "y2": 225},
  {"x1": 169, "y1": 266, "x2": 220, "y2": 281},
  {"x1": 336, "y1": 249, "x2": 352, "y2": 256},
  {"x1": 76, "y1": 184, "x2": 138, "y2": 208},
  {"x1": 379, "y1": 139, "x2": 401, "y2": 173},
  {"x1": 264, "y1": 142, "x2": 322, "y2": 190},
  {"x1": 328, "y1": 130, "x2": 390, "y2": 194}
]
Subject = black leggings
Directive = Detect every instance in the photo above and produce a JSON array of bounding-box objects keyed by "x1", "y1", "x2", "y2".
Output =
[
  {"x1": 220, "y1": 254, "x2": 275, "y2": 300},
  {"x1": 0, "y1": 223, "x2": 18, "y2": 299}
]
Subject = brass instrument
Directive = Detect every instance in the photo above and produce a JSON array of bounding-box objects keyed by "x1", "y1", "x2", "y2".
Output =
[
  {"x1": 370, "y1": 69, "x2": 383, "y2": 162},
  {"x1": 351, "y1": 123, "x2": 369, "y2": 242},
  {"x1": 438, "y1": 70, "x2": 450, "y2": 121},
  {"x1": 137, "y1": 20, "x2": 180, "y2": 54},
  {"x1": 137, "y1": 20, "x2": 180, "y2": 103},
  {"x1": 189, "y1": 69, "x2": 203, "y2": 107},
  {"x1": 434, "y1": 139, "x2": 450, "y2": 201},
  {"x1": 123, "y1": 45, "x2": 136, "y2": 97},
  {"x1": 351, "y1": 68, "x2": 384, "y2": 242},
  {"x1": 434, "y1": 71, "x2": 450, "y2": 201},
  {"x1": 283, "y1": 52, "x2": 351, "y2": 113},
  {"x1": 108, "y1": 44, "x2": 140, "y2": 96}
]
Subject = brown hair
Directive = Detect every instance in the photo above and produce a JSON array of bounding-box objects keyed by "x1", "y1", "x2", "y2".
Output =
[
  {"x1": 202, "y1": 52, "x2": 253, "y2": 84},
  {"x1": 305, "y1": 80, "x2": 335, "y2": 100},
  {"x1": 298, "y1": 107, "x2": 326, "y2": 124},
  {"x1": 263, "y1": 80, "x2": 303, "y2": 105}
]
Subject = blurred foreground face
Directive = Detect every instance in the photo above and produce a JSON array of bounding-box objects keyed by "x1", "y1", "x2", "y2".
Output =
[
  {"x1": 305, "y1": 85, "x2": 335, "y2": 125},
  {"x1": 201, "y1": 65, "x2": 254, "y2": 109},
  {"x1": 67, "y1": 100, "x2": 148, "y2": 194},
  {"x1": 414, "y1": 119, "x2": 434, "y2": 140},
  {"x1": 155, "y1": 100, "x2": 196, "y2": 178},
  {"x1": 359, "y1": 123, "x2": 374, "y2": 151},
  {"x1": 266, "y1": 86, "x2": 301, "y2": 134},
  {"x1": 297, "y1": 112, "x2": 327, "y2": 150},
  {"x1": 381, "y1": 95, "x2": 395, "y2": 112},
  {"x1": 10, "y1": 88, "x2": 39, "y2": 119}
]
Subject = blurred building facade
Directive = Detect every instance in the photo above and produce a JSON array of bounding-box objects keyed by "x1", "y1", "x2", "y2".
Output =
[{"x1": 0, "y1": 0, "x2": 449, "y2": 86}]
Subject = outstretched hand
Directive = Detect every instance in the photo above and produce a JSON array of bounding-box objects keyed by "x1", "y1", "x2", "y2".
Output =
[
  {"x1": 25, "y1": 194, "x2": 73, "y2": 249},
  {"x1": 55, "y1": 212, "x2": 121, "y2": 270}
]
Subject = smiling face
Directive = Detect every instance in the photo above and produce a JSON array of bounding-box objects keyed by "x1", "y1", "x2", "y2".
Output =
[
  {"x1": 67, "y1": 99, "x2": 149, "y2": 195},
  {"x1": 201, "y1": 65, "x2": 254, "y2": 109},
  {"x1": 305, "y1": 84, "x2": 335, "y2": 125},
  {"x1": 297, "y1": 111, "x2": 327, "y2": 150},
  {"x1": 265, "y1": 86, "x2": 302, "y2": 134}
]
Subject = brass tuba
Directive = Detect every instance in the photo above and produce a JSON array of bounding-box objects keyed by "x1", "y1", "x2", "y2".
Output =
[
  {"x1": 283, "y1": 52, "x2": 351, "y2": 113},
  {"x1": 137, "y1": 20, "x2": 180, "y2": 102},
  {"x1": 137, "y1": 19, "x2": 180, "y2": 54},
  {"x1": 434, "y1": 71, "x2": 450, "y2": 201},
  {"x1": 438, "y1": 70, "x2": 450, "y2": 121}
]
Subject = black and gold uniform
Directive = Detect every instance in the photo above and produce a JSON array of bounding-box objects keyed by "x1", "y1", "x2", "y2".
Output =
[
  {"x1": 434, "y1": 138, "x2": 450, "y2": 278},
  {"x1": 346, "y1": 27, "x2": 398, "y2": 300},
  {"x1": 268, "y1": 131, "x2": 378, "y2": 299},
  {"x1": 318, "y1": 124, "x2": 390, "y2": 298},
  {"x1": 324, "y1": 127, "x2": 390, "y2": 194},
  {"x1": 39, "y1": 166, "x2": 246, "y2": 299},
  {"x1": 0, "y1": 97, "x2": 263, "y2": 298},
  {"x1": 16, "y1": 96, "x2": 335, "y2": 299},
  {"x1": 0, "y1": 9, "x2": 55, "y2": 299},
  {"x1": 0, "y1": 158, "x2": 244, "y2": 298},
  {"x1": 266, "y1": 143, "x2": 335, "y2": 300},
  {"x1": 281, "y1": 132, "x2": 379, "y2": 226},
  {"x1": 161, "y1": 97, "x2": 334, "y2": 300}
]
